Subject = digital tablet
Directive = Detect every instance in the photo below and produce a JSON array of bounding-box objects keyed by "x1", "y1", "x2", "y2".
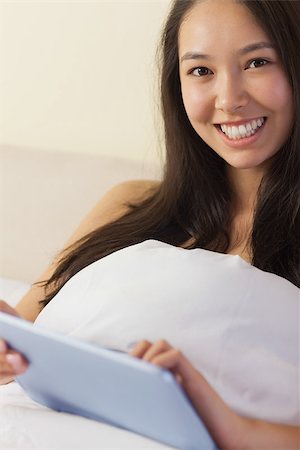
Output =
[{"x1": 0, "y1": 312, "x2": 217, "y2": 450}]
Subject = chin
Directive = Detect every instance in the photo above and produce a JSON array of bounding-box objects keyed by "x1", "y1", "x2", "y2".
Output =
[{"x1": 225, "y1": 158, "x2": 269, "y2": 171}]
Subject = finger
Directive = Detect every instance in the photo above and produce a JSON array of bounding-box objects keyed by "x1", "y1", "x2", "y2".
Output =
[
  {"x1": 0, "y1": 339, "x2": 8, "y2": 353},
  {"x1": 151, "y1": 347, "x2": 183, "y2": 384},
  {"x1": 151, "y1": 348, "x2": 182, "y2": 368},
  {"x1": 129, "y1": 340, "x2": 152, "y2": 358},
  {"x1": 142, "y1": 339, "x2": 172, "y2": 362},
  {"x1": 5, "y1": 352, "x2": 28, "y2": 375},
  {"x1": 0, "y1": 347, "x2": 29, "y2": 375},
  {"x1": 0, "y1": 353, "x2": 20, "y2": 376},
  {"x1": 0, "y1": 300, "x2": 20, "y2": 317},
  {"x1": 151, "y1": 348, "x2": 197, "y2": 385},
  {"x1": 148, "y1": 348, "x2": 184, "y2": 385},
  {"x1": 0, "y1": 359, "x2": 18, "y2": 376}
]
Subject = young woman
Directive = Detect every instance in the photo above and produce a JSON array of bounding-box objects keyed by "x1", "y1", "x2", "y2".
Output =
[{"x1": 0, "y1": 0, "x2": 299, "y2": 449}]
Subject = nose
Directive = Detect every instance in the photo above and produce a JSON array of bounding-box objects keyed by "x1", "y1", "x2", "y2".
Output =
[{"x1": 214, "y1": 72, "x2": 249, "y2": 114}]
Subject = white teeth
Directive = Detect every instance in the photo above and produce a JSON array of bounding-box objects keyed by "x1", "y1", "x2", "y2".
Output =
[
  {"x1": 231, "y1": 126, "x2": 239, "y2": 139},
  {"x1": 251, "y1": 120, "x2": 258, "y2": 130},
  {"x1": 238, "y1": 125, "x2": 247, "y2": 138},
  {"x1": 220, "y1": 117, "x2": 265, "y2": 140}
]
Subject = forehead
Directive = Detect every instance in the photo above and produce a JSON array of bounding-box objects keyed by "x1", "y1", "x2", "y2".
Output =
[{"x1": 178, "y1": 0, "x2": 269, "y2": 55}]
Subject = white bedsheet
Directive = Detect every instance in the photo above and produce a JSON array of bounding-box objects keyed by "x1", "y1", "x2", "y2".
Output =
[{"x1": 0, "y1": 382, "x2": 175, "y2": 450}]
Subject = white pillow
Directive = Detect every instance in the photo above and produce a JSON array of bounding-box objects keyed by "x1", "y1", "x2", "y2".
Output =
[
  {"x1": 0, "y1": 277, "x2": 30, "y2": 307},
  {"x1": 35, "y1": 239, "x2": 300, "y2": 426}
]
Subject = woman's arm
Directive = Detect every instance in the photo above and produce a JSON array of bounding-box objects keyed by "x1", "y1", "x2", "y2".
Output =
[{"x1": 130, "y1": 340, "x2": 300, "y2": 450}]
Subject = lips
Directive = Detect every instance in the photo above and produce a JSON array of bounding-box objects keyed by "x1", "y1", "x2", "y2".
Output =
[{"x1": 216, "y1": 117, "x2": 267, "y2": 140}]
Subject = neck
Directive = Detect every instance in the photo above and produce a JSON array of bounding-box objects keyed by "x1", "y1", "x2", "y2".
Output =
[{"x1": 227, "y1": 166, "x2": 265, "y2": 215}]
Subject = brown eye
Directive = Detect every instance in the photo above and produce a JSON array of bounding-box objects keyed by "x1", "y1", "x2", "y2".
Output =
[
  {"x1": 248, "y1": 58, "x2": 269, "y2": 69},
  {"x1": 192, "y1": 67, "x2": 212, "y2": 76}
]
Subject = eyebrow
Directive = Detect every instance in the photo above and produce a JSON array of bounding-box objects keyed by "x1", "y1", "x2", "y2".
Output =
[
  {"x1": 180, "y1": 41, "x2": 276, "y2": 63},
  {"x1": 239, "y1": 41, "x2": 275, "y2": 55}
]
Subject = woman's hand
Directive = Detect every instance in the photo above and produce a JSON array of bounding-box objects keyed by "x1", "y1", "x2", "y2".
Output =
[
  {"x1": 129, "y1": 338, "x2": 243, "y2": 448},
  {"x1": 129, "y1": 339, "x2": 198, "y2": 387},
  {"x1": 0, "y1": 300, "x2": 29, "y2": 384},
  {"x1": 130, "y1": 339, "x2": 300, "y2": 450}
]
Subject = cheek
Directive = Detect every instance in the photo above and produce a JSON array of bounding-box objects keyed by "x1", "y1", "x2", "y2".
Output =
[
  {"x1": 273, "y1": 73, "x2": 293, "y2": 107},
  {"x1": 265, "y1": 73, "x2": 294, "y2": 139},
  {"x1": 181, "y1": 84, "x2": 211, "y2": 123},
  {"x1": 276, "y1": 90, "x2": 294, "y2": 139},
  {"x1": 254, "y1": 72, "x2": 293, "y2": 112}
]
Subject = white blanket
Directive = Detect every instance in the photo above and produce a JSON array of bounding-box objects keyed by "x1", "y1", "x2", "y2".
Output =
[{"x1": 0, "y1": 382, "x2": 174, "y2": 450}]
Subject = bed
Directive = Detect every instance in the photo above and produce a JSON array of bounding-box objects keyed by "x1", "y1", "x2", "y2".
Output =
[
  {"x1": 0, "y1": 146, "x2": 174, "y2": 450},
  {"x1": 1, "y1": 146, "x2": 299, "y2": 449}
]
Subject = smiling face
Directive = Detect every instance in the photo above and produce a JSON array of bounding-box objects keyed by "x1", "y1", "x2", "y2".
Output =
[{"x1": 178, "y1": 0, "x2": 294, "y2": 172}]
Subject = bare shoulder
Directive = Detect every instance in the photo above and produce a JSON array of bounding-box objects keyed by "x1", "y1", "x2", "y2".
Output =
[
  {"x1": 63, "y1": 179, "x2": 160, "y2": 247},
  {"x1": 103, "y1": 179, "x2": 160, "y2": 206},
  {"x1": 92, "y1": 179, "x2": 160, "y2": 223}
]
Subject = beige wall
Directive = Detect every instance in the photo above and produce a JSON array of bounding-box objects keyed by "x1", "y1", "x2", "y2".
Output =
[{"x1": 0, "y1": 1, "x2": 171, "y2": 165}]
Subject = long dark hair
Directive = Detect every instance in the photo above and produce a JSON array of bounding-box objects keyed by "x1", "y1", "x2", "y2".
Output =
[{"x1": 40, "y1": 0, "x2": 300, "y2": 309}]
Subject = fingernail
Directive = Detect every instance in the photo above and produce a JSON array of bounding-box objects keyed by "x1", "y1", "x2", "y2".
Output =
[{"x1": 6, "y1": 354, "x2": 26, "y2": 373}]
